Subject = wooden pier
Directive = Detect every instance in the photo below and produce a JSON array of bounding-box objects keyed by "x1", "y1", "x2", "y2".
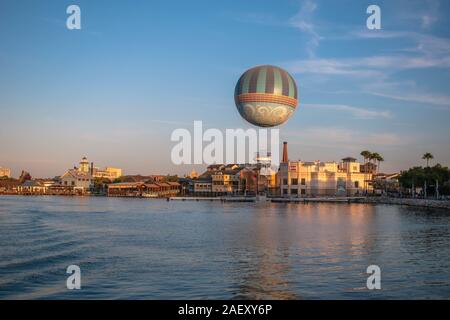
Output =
[
  {"x1": 168, "y1": 196, "x2": 256, "y2": 202},
  {"x1": 270, "y1": 197, "x2": 366, "y2": 203},
  {"x1": 168, "y1": 196, "x2": 366, "y2": 203}
]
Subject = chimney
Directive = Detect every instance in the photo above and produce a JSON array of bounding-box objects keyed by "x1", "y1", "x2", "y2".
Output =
[
  {"x1": 90, "y1": 162, "x2": 94, "y2": 175},
  {"x1": 282, "y1": 141, "x2": 288, "y2": 163}
]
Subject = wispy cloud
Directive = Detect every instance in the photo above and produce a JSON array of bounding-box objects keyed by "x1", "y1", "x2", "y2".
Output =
[
  {"x1": 285, "y1": 126, "x2": 411, "y2": 148},
  {"x1": 288, "y1": 58, "x2": 382, "y2": 77},
  {"x1": 289, "y1": 0, "x2": 321, "y2": 57},
  {"x1": 287, "y1": 24, "x2": 450, "y2": 108},
  {"x1": 288, "y1": 53, "x2": 450, "y2": 79},
  {"x1": 367, "y1": 91, "x2": 450, "y2": 108},
  {"x1": 303, "y1": 103, "x2": 392, "y2": 119},
  {"x1": 403, "y1": 0, "x2": 440, "y2": 29}
]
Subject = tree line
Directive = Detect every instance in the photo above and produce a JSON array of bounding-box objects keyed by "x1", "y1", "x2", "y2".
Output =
[
  {"x1": 398, "y1": 153, "x2": 450, "y2": 197},
  {"x1": 360, "y1": 150, "x2": 384, "y2": 173}
]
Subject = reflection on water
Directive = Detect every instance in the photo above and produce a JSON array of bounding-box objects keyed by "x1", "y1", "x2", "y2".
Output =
[{"x1": 0, "y1": 196, "x2": 449, "y2": 299}]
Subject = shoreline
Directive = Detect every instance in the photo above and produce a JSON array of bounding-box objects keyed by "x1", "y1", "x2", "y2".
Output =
[
  {"x1": 358, "y1": 197, "x2": 450, "y2": 210},
  {"x1": 1, "y1": 194, "x2": 450, "y2": 210}
]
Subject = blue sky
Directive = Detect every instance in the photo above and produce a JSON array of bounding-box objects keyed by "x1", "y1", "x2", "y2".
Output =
[{"x1": 1, "y1": 0, "x2": 450, "y2": 177}]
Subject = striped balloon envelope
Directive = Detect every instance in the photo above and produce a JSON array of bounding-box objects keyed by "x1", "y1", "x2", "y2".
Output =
[{"x1": 234, "y1": 65, "x2": 298, "y2": 127}]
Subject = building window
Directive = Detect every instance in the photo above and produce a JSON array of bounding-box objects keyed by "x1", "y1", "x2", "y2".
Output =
[
  {"x1": 283, "y1": 179, "x2": 288, "y2": 185},
  {"x1": 354, "y1": 181, "x2": 359, "y2": 188},
  {"x1": 291, "y1": 178, "x2": 298, "y2": 185},
  {"x1": 283, "y1": 189, "x2": 288, "y2": 195},
  {"x1": 301, "y1": 189, "x2": 306, "y2": 195},
  {"x1": 301, "y1": 178, "x2": 306, "y2": 185},
  {"x1": 291, "y1": 189, "x2": 298, "y2": 194},
  {"x1": 71, "y1": 181, "x2": 75, "y2": 186}
]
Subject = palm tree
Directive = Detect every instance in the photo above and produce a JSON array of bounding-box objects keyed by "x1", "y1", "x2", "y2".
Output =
[
  {"x1": 360, "y1": 150, "x2": 371, "y2": 192},
  {"x1": 370, "y1": 152, "x2": 380, "y2": 173},
  {"x1": 422, "y1": 153, "x2": 434, "y2": 167},
  {"x1": 376, "y1": 154, "x2": 384, "y2": 173},
  {"x1": 360, "y1": 150, "x2": 371, "y2": 165},
  {"x1": 368, "y1": 152, "x2": 376, "y2": 167}
]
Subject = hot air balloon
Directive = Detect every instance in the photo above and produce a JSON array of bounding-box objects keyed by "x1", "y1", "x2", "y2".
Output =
[{"x1": 234, "y1": 65, "x2": 298, "y2": 127}]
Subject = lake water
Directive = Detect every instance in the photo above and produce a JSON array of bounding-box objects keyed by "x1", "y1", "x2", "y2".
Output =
[{"x1": 0, "y1": 195, "x2": 449, "y2": 299}]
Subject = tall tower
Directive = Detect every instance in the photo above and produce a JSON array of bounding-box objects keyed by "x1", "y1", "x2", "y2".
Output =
[
  {"x1": 79, "y1": 156, "x2": 89, "y2": 173},
  {"x1": 282, "y1": 141, "x2": 289, "y2": 163}
]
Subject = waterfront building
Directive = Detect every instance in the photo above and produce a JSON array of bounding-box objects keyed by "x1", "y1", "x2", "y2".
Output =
[
  {"x1": 277, "y1": 157, "x2": 372, "y2": 197},
  {"x1": 17, "y1": 180, "x2": 47, "y2": 194},
  {"x1": 0, "y1": 166, "x2": 11, "y2": 178},
  {"x1": 239, "y1": 167, "x2": 258, "y2": 195},
  {"x1": 93, "y1": 167, "x2": 122, "y2": 180},
  {"x1": 193, "y1": 173, "x2": 213, "y2": 196},
  {"x1": 193, "y1": 164, "x2": 244, "y2": 196},
  {"x1": 178, "y1": 178, "x2": 194, "y2": 195},
  {"x1": 211, "y1": 168, "x2": 242, "y2": 195},
  {"x1": 58, "y1": 157, "x2": 123, "y2": 193},
  {"x1": 107, "y1": 181, "x2": 180, "y2": 197},
  {"x1": 60, "y1": 169, "x2": 93, "y2": 193},
  {"x1": 0, "y1": 179, "x2": 19, "y2": 194},
  {"x1": 372, "y1": 173, "x2": 400, "y2": 195},
  {"x1": 75, "y1": 156, "x2": 122, "y2": 181},
  {"x1": 192, "y1": 163, "x2": 277, "y2": 196}
]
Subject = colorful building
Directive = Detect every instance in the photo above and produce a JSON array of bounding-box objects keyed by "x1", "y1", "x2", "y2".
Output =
[
  {"x1": 107, "y1": 182, "x2": 180, "y2": 197},
  {"x1": 211, "y1": 165, "x2": 242, "y2": 195},
  {"x1": 0, "y1": 166, "x2": 11, "y2": 178},
  {"x1": 277, "y1": 157, "x2": 372, "y2": 197},
  {"x1": 17, "y1": 180, "x2": 47, "y2": 194},
  {"x1": 191, "y1": 163, "x2": 277, "y2": 196},
  {"x1": 60, "y1": 169, "x2": 93, "y2": 193},
  {"x1": 93, "y1": 167, "x2": 122, "y2": 180}
]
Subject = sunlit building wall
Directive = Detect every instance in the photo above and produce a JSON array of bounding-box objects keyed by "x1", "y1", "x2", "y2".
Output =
[
  {"x1": 0, "y1": 167, "x2": 11, "y2": 178},
  {"x1": 277, "y1": 158, "x2": 372, "y2": 197}
]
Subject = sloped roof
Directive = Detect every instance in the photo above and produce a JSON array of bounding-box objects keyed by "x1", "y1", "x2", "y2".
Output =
[
  {"x1": 197, "y1": 171, "x2": 213, "y2": 180},
  {"x1": 62, "y1": 169, "x2": 93, "y2": 180},
  {"x1": 144, "y1": 183, "x2": 160, "y2": 189},
  {"x1": 108, "y1": 182, "x2": 143, "y2": 189},
  {"x1": 155, "y1": 182, "x2": 170, "y2": 187},
  {"x1": 21, "y1": 180, "x2": 43, "y2": 187}
]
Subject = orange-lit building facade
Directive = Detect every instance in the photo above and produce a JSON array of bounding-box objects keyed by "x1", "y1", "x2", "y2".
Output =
[{"x1": 277, "y1": 157, "x2": 372, "y2": 197}]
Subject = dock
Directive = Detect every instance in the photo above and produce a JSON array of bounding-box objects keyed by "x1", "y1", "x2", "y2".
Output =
[
  {"x1": 168, "y1": 196, "x2": 366, "y2": 203},
  {"x1": 270, "y1": 197, "x2": 366, "y2": 203},
  {"x1": 168, "y1": 196, "x2": 256, "y2": 202}
]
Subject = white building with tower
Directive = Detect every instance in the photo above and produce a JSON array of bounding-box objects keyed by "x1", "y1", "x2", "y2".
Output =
[
  {"x1": 277, "y1": 143, "x2": 372, "y2": 197},
  {"x1": 60, "y1": 157, "x2": 94, "y2": 192},
  {"x1": 60, "y1": 156, "x2": 122, "y2": 192}
]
